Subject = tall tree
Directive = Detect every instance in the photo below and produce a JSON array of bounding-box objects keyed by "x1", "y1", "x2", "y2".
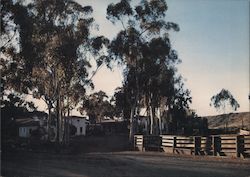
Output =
[
  {"x1": 210, "y1": 89, "x2": 240, "y2": 131},
  {"x1": 210, "y1": 89, "x2": 240, "y2": 113},
  {"x1": 79, "y1": 91, "x2": 115, "y2": 124},
  {"x1": 112, "y1": 87, "x2": 131, "y2": 121},
  {"x1": 1, "y1": 0, "x2": 109, "y2": 143},
  {"x1": 107, "y1": 0, "x2": 186, "y2": 140}
]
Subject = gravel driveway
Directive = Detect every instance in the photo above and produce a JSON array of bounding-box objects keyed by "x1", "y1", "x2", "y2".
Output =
[{"x1": 2, "y1": 151, "x2": 250, "y2": 177}]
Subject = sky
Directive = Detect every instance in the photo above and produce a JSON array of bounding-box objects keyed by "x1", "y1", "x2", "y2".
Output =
[{"x1": 32, "y1": 0, "x2": 249, "y2": 117}]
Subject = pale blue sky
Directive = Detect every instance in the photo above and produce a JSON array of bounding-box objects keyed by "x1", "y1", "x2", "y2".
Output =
[
  {"x1": 165, "y1": 0, "x2": 250, "y2": 115},
  {"x1": 33, "y1": 0, "x2": 249, "y2": 116}
]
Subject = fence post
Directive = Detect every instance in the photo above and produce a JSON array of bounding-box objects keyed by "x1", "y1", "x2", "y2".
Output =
[
  {"x1": 212, "y1": 136, "x2": 217, "y2": 156},
  {"x1": 134, "y1": 136, "x2": 137, "y2": 150},
  {"x1": 236, "y1": 135, "x2": 239, "y2": 158},
  {"x1": 173, "y1": 136, "x2": 176, "y2": 154},
  {"x1": 159, "y1": 136, "x2": 162, "y2": 151},
  {"x1": 142, "y1": 135, "x2": 145, "y2": 151},
  {"x1": 194, "y1": 136, "x2": 201, "y2": 155},
  {"x1": 236, "y1": 135, "x2": 243, "y2": 158}
]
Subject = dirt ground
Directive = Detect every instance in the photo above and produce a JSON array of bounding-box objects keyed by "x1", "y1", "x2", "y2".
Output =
[{"x1": 2, "y1": 151, "x2": 250, "y2": 177}]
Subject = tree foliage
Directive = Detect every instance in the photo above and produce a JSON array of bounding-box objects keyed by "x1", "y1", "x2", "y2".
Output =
[
  {"x1": 1, "y1": 0, "x2": 193, "y2": 143},
  {"x1": 107, "y1": 0, "x2": 191, "y2": 138},
  {"x1": 79, "y1": 91, "x2": 115, "y2": 124},
  {"x1": 210, "y1": 89, "x2": 240, "y2": 113},
  {"x1": 1, "y1": 93, "x2": 37, "y2": 116},
  {"x1": 1, "y1": 0, "x2": 109, "y2": 143},
  {"x1": 112, "y1": 87, "x2": 131, "y2": 120}
]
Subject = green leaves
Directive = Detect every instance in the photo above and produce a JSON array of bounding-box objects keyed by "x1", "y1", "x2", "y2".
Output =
[
  {"x1": 135, "y1": 0, "x2": 167, "y2": 20},
  {"x1": 91, "y1": 36, "x2": 109, "y2": 56},
  {"x1": 106, "y1": 0, "x2": 133, "y2": 23},
  {"x1": 107, "y1": 1, "x2": 192, "y2": 135},
  {"x1": 1, "y1": 0, "x2": 114, "y2": 123},
  {"x1": 79, "y1": 91, "x2": 115, "y2": 123},
  {"x1": 210, "y1": 89, "x2": 240, "y2": 112},
  {"x1": 2, "y1": 93, "x2": 37, "y2": 112}
]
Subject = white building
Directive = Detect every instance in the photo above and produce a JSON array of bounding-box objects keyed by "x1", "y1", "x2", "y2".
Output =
[
  {"x1": 16, "y1": 111, "x2": 48, "y2": 138},
  {"x1": 69, "y1": 116, "x2": 88, "y2": 136},
  {"x1": 17, "y1": 118, "x2": 40, "y2": 138}
]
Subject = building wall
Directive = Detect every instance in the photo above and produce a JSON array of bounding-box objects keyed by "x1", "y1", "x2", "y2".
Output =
[
  {"x1": 71, "y1": 118, "x2": 87, "y2": 136},
  {"x1": 19, "y1": 126, "x2": 38, "y2": 138}
]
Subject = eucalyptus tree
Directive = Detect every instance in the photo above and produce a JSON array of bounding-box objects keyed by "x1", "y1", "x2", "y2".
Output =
[
  {"x1": 138, "y1": 38, "x2": 183, "y2": 134},
  {"x1": 79, "y1": 91, "x2": 115, "y2": 123},
  {"x1": 167, "y1": 76, "x2": 192, "y2": 132},
  {"x1": 210, "y1": 89, "x2": 240, "y2": 131},
  {"x1": 210, "y1": 89, "x2": 240, "y2": 113},
  {"x1": 107, "y1": 0, "x2": 182, "y2": 139},
  {"x1": 113, "y1": 86, "x2": 131, "y2": 121},
  {"x1": 1, "y1": 0, "x2": 109, "y2": 143},
  {"x1": 1, "y1": 0, "x2": 34, "y2": 95}
]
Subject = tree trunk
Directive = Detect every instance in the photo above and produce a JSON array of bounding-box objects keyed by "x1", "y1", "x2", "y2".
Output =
[
  {"x1": 56, "y1": 86, "x2": 63, "y2": 144},
  {"x1": 152, "y1": 106, "x2": 158, "y2": 135},
  {"x1": 129, "y1": 104, "x2": 135, "y2": 143},
  {"x1": 158, "y1": 108, "x2": 162, "y2": 135},
  {"x1": 149, "y1": 105, "x2": 153, "y2": 135},
  {"x1": 65, "y1": 103, "x2": 70, "y2": 145},
  {"x1": 146, "y1": 107, "x2": 150, "y2": 135},
  {"x1": 149, "y1": 94, "x2": 155, "y2": 135},
  {"x1": 47, "y1": 102, "x2": 52, "y2": 141},
  {"x1": 60, "y1": 103, "x2": 64, "y2": 143},
  {"x1": 56, "y1": 97, "x2": 60, "y2": 143},
  {"x1": 129, "y1": 63, "x2": 140, "y2": 144}
]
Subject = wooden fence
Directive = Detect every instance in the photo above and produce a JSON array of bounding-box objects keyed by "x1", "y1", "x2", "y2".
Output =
[
  {"x1": 161, "y1": 135, "x2": 174, "y2": 153},
  {"x1": 134, "y1": 135, "x2": 143, "y2": 151},
  {"x1": 243, "y1": 135, "x2": 250, "y2": 158},
  {"x1": 134, "y1": 134, "x2": 250, "y2": 158}
]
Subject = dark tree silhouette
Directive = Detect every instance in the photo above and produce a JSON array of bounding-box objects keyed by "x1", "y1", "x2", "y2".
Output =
[
  {"x1": 107, "y1": 0, "x2": 190, "y2": 139},
  {"x1": 79, "y1": 91, "x2": 115, "y2": 124},
  {"x1": 210, "y1": 89, "x2": 240, "y2": 113},
  {"x1": 210, "y1": 89, "x2": 240, "y2": 132},
  {"x1": 1, "y1": 0, "x2": 109, "y2": 143}
]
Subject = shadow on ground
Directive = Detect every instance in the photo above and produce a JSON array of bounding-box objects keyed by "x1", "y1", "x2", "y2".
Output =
[{"x1": 2, "y1": 151, "x2": 250, "y2": 177}]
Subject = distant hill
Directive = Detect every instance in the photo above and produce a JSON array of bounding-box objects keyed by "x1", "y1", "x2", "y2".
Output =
[{"x1": 203, "y1": 112, "x2": 250, "y2": 130}]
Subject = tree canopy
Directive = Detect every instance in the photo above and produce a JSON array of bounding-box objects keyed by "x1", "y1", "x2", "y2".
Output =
[
  {"x1": 107, "y1": 0, "x2": 191, "y2": 139},
  {"x1": 1, "y1": 0, "x2": 194, "y2": 143},
  {"x1": 1, "y1": 0, "x2": 109, "y2": 143},
  {"x1": 210, "y1": 89, "x2": 240, "y2": 113},
  {"x1": 79, "y1": 91, "x2": 116, "y2": 124}
]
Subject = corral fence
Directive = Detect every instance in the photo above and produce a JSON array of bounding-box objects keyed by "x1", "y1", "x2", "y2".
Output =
[{"x1": 134, "y1": 134, "x2": 250, "y2": 158}]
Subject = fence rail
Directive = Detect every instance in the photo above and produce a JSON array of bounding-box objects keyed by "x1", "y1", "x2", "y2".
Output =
[
  {"x1": 134, "y1": 134, "x2": 250, "y2": 158},
  {"x1": 134, "y1": 135, "x2": 143, "y2": 151},
  {"x1": 243, "y1": 135, "x2": 250, "y2": 157}
]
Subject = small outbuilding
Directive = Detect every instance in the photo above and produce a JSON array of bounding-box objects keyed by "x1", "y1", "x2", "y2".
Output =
[
  {"x1": 16, "y1": 118, "x2": 40, "y2": 138},
  {"x1": 68, "y1": 116, "x2": 88, "y2": 136}
]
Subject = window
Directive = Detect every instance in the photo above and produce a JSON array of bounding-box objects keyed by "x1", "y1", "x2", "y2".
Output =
[
  {"x1": 29, "y1": 129, "x2": 32, "y2": 134},
  {"x1": 80, "y1": 127, "x2": 83, "y2": 133}
]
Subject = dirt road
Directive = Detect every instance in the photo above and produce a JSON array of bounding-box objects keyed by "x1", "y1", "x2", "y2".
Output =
[{"x1": 2, "y1": 151, "x2": 250, "y2": 177}]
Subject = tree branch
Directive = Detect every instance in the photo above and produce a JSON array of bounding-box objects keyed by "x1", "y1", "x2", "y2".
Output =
[
  {"x1": 119, "y1": 17, "x2": 126, "y2": 31},
  {"x1": 139, "y1": 26, "x2": 152, "y2": 36},
  {"x1": 88, "y1": 63, "x2": 104, "y2": 80},
  {"x1": 0, "y1": 29, "x2": 17, "y2": 50}
]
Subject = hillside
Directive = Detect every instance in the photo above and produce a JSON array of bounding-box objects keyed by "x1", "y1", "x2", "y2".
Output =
[{"x1": 203, "y1": 112, "x2": 250, "y2": 130}]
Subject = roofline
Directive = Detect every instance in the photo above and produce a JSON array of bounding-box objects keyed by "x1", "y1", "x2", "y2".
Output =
[{"x1": 65, "y1": 116, "x2": 87, "y2": 119}]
